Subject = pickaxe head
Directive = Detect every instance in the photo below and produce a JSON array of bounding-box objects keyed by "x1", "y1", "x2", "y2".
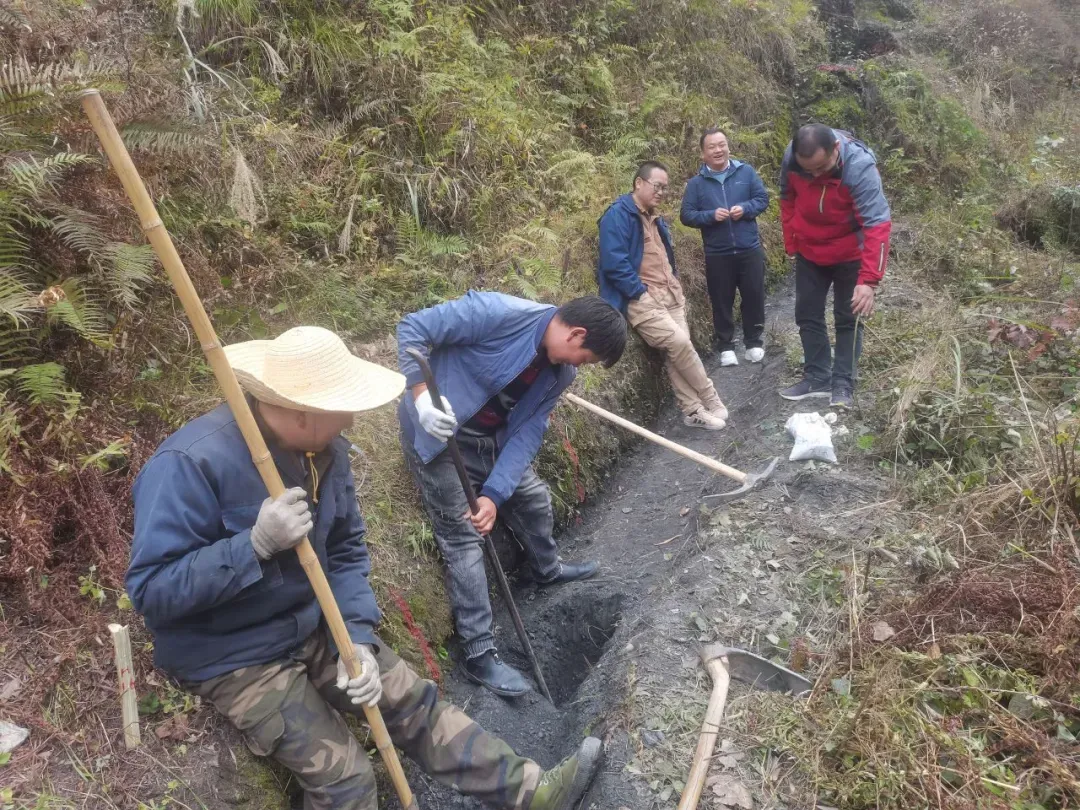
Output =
[
  {"x1": 700, "y1": 643, "x2": 811, "y2": 695},
  {"x1": 703, "y1": 457, "x2": 780, "y2": 504}
]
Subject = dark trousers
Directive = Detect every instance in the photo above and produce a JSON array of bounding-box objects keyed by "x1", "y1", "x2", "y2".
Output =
[
  {"x1": 403, "y1": 432, "x2": 559, "y2": 661},
  {"x1": 794, "y1": 254, "x2": 863, "y2": 388},
  {"x1": 704, "y1": 247, "x2": 766, "y2": 351}
]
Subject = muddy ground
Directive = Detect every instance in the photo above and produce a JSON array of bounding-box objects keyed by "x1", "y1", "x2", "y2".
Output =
[{"x1": 403, "y1": 279, "x2": 909, "y2": 810}]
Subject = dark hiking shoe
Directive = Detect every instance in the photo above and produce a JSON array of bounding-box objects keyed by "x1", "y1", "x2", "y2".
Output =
[
  {"x1": 779, "y1": 379, "x2": 831, "y2": 401},
  {"x1": 536, "y1": 561, "x2": 599, "y2": 587},
  {"x1": 530, "y1": 737, "x2": 604, "y2": 810},
  {"x1": 462, "y1": 651, "x2": 530, "y2": 697},
  {"x1": 830, "y1": 385, "x2": 854, "y2": 409}
]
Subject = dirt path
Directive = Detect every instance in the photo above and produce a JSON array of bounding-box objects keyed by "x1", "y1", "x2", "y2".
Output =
[{"x1": 409, "y1": 280, "x2": 907, "y2": 809}]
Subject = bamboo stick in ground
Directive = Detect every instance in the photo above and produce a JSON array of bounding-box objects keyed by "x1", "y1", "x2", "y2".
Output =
[{"x1": 108, "y1": 623, "x2": 141, "y2": 749}]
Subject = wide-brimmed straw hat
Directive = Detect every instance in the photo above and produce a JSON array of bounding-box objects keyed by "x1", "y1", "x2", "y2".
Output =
[{"x1": 224, "y1": 326, "x2": 405, "y2": 413}]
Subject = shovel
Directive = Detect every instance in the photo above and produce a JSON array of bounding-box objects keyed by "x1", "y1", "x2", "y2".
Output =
[
  {"x1": 562, "y1": 393, "x2": 779, "y2": 503},
  {"x1": 677, "y1": 645, "x2": 810, "y2": 810}
]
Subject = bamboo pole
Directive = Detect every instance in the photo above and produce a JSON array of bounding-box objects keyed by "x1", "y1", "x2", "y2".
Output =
[
  {"x1": 108, "y1": 623, "x2": 141, "y2": 749},
  {"x1": 80, "y1": 90, "x2": 418, "y2": 810},
  {"x1": 563, "y1": 393, "x2": 747, "y2": 483}
]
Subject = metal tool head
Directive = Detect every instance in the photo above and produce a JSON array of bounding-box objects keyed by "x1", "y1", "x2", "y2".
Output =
[
  {"x1": 702, "y1": 457, "x2": 780, "y2": 504},
  {"x1": 700, "y1": 643, "x2": 811, "y2": 695}
]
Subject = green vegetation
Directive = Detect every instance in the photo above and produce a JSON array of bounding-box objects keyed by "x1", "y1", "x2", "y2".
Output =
[{"x1": 3, "y1": 0, "x2": 1080, "y2": 805}]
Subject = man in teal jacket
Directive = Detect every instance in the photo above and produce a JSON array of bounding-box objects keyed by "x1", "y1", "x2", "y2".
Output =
[{"x1": 128, "y1": 325, "x2": 603, "y2": 810}]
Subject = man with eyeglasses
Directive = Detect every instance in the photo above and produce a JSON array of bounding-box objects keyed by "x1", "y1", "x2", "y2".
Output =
[
  {"x1": 597, "y1": 161, "x2": 728, "y2": 430},
  {"x1": 778, "y1": 123, "x2": 891, "y2": 409}
]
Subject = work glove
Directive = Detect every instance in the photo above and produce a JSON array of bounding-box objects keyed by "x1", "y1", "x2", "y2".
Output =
[
  {"x1": 336, "y1": 643, "x2": 382, "y2": 707},
  {"x1": 415, "y1": 389, "x2": 457, "y2": 441},
  {"x1": 250, "y1": 487, "x2": 313, "y2": 560}
]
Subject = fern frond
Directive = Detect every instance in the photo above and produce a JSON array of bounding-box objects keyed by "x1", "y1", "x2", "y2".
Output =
[
  {"x1": 6, "y1": 152, "x2": 94, "y2": 198},
  {"x1": 0, "y1": 327, "x2": 37, "y2": 364},
  {"x1": 0, "y1": 268, "x2": 36, "y2": 326},
  {"x1": 13, "y1": 362, "x2": 72, "y2": 407},
  {"x1": 47, "y1": 204, "x2": 108, "y2": 257},
  {"x1": 101, "y1": 242, "x2": 156, "y2": 308},
  {"x1": 0, "y1": 56, "x2": 93, "y2": 117},
  {"x1": 121, "y1": 123, "x2": 212, "y2": 156},
  {"x1": 45, "y1": 278, "x2": 110, "y2": 345},
  {"x1": 0, "y1": 4, "x2": 30, "y2": 31}
]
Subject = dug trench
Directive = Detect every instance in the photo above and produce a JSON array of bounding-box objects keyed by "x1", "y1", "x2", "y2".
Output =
[{"x1": 406, "y1": 278, "x2": 910, "y2": 810}]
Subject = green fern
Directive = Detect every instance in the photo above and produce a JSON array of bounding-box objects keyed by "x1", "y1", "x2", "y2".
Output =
[
  {"x1": 12, "y1": 362, "x2": 77, "y2": 408},
  {"x1": 0, "y1": 268, "x2": 34, "y2": 326},
  {"x1": 102, "y1": 242, "x2": 156, "y2": 308},
  {"x1": 121, "y1": 123, "x2": 212, "y2": 156},
  {"x1": 45, "y1": 279, "x2": 111, "y2": 346},
  {"x1": 6, "y1": 153, "x2": 94, "y2": 198}
]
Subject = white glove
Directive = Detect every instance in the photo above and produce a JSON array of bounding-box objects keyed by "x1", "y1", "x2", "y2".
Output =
[
  {"x1": 415, "y1": 389, "x2": 457, "y2": 441},
  {"x1": 250, "y1": 487, "x2": 312, "y2": 560},
  {"x1": 335, "y1": 643, "x2": 382, "y2": 707}
]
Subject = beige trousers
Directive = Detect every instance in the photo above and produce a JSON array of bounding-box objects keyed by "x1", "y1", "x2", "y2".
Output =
[{"x1": 627, "y1": 285, "x2": 722, "y2": 416}]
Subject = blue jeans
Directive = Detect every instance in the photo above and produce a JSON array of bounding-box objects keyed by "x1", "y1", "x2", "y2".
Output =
[
  {"x1": 794, "y1": 254, "x2": 863, "y2": 388},
  {"x1": 403, "y1": 433, "x2": 560, "y2": 660}
]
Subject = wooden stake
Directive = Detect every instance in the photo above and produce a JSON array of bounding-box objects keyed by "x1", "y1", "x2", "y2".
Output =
[
  {"x1": 80, "y1": 90, "x2": 417, "y2": 809},
  {"x1": 108, "y1": 623, "x2": 140, "y2": 749}
]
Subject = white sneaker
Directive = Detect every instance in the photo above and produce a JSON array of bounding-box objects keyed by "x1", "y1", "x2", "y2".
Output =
[
  {"x1": 745, "y1": 347, "x2": 765, "y2": 363},
  {"x1": 719, "y1": 351, "x2": 738, "y2": 367},
  {"x1": 683, "y1": 408, "x2": 727, "y2": 430},
  {"x1": 709, "y1": 402, "x2": 729, "y2": 421}
]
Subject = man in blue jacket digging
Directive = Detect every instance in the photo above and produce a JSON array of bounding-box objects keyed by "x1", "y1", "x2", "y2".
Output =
[
  {"x1": 681, "y1": 128, "x2": 771, "y2": 367},
  {"x1": 127, "y1": 326, "x2": 602, "y2": 810},
  {"x1": 398, "y1": 292, "x2": 627, "y2": 697}
]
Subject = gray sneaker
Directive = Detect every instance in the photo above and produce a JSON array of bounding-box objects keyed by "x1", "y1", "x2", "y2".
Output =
[
  {"x1": 830, "y1": 385, "x2": 854, "y2": 409},
  {"x1": 779, "y1": 379, "x2": 831, "y2": 401}
]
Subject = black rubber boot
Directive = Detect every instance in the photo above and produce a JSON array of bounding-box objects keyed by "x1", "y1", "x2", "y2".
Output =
[
  {"x1": 537, "y1": 560, "x2": 599, "y2": 587},
  {"x1": 461, "y1": 651, "x2": 531, "y2": 697}
]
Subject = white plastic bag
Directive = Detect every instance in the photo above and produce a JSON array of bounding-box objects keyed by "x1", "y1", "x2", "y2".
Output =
[{"x1": 785, "y1": 412, "x2": 837, "y2": 463}]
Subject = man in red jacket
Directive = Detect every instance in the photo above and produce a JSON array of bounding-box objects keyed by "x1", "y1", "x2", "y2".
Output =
[{"x1": 778, "y1": 124, "x2": 891, "y2": 408}]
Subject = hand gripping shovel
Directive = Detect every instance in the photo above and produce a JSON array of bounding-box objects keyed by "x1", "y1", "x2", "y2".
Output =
[
  {"x1": 678, "y1": 645, "x2": 810, "y2": 810},
  {"x1": 563, "y1": 393, "x2": 779, "y2": 503},
  {"x1": 80, "y1": 90, "x2": 418, "y2": 810},
  {"x1": 405, "y1": 349, "x2": 554, "y2": 704}
]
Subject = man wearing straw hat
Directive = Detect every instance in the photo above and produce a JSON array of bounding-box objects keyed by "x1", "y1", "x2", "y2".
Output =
[
  {"x1": 126, "y1": 326, "x2": 602, "y2": 810},
  {"x1": 398, "y1": 292, "x2": 627, "y2": 697}
]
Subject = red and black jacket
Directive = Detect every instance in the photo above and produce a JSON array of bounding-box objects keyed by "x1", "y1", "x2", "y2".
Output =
[{"x1": 779, "y1": 130, "x2": 891, "y2": 286}]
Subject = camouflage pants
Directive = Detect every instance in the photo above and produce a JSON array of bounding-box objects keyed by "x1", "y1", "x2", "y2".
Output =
[{"x1": 187, "y1": 626, "x2": 542, "y2": 810}]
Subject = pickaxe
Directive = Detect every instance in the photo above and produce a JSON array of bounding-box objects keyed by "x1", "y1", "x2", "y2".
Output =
[{"x1": 562, "y1": 393, "x2": 779, "y2": 504}]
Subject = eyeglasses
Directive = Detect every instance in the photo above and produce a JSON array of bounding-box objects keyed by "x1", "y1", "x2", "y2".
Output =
[{"x1": 648, "y1": 181, "x2": 669, "y2": 194}]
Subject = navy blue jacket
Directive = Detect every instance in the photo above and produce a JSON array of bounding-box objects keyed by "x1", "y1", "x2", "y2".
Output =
[
  {"x1": 127, "y1": 404, "x2": 380, "y2": 682},
  {"x1": 680, "y1": 160, "x2": 770, "y2": 255},
  {"x1": 397, "y1": 291, "x2": 576, "y2": 507},
  {"x1": 596, "y1": 194, "x2": 677, "y2": 314}
]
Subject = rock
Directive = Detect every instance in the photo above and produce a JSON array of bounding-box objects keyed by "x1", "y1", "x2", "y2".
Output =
[
  {"x1": 0, "y1": 720, "x2": 29, "y2": 754},
  {"x1": 642, "y1": 729, "x2": 665, "y2": 747},
  {"x1": 871, "y1": 621, "x2": 896, "y2": 642}
]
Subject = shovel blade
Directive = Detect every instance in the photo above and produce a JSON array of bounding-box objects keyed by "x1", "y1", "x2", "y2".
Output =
[{"x1": 726, "y1": 648, "x2": 811, "y2": 695}]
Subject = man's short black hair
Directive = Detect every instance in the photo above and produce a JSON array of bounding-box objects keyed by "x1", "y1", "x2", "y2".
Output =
[
  {"x1": 633, "y1": 160, "x2": 669, "y2": 190},
  {"x1": 556, "y1": 296, "x2": 627, "y2": 368},
  {"x1": 794, "y1": 123, "x2": 838, "y2": 159},
  {"x1": 699, "y1": 127, "x2": 727, "y2": 148}
]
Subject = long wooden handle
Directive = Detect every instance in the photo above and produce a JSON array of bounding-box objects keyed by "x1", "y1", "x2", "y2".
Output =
[
  {"x1": 80, "y1": 90, "x2": 418, "y2": 810},
  {"x1": 563, "y1": 393, "x2": 746, "y2": 483},
  {"x1": 677, "y1": 656, "x2": 731, "y2": 810}
]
